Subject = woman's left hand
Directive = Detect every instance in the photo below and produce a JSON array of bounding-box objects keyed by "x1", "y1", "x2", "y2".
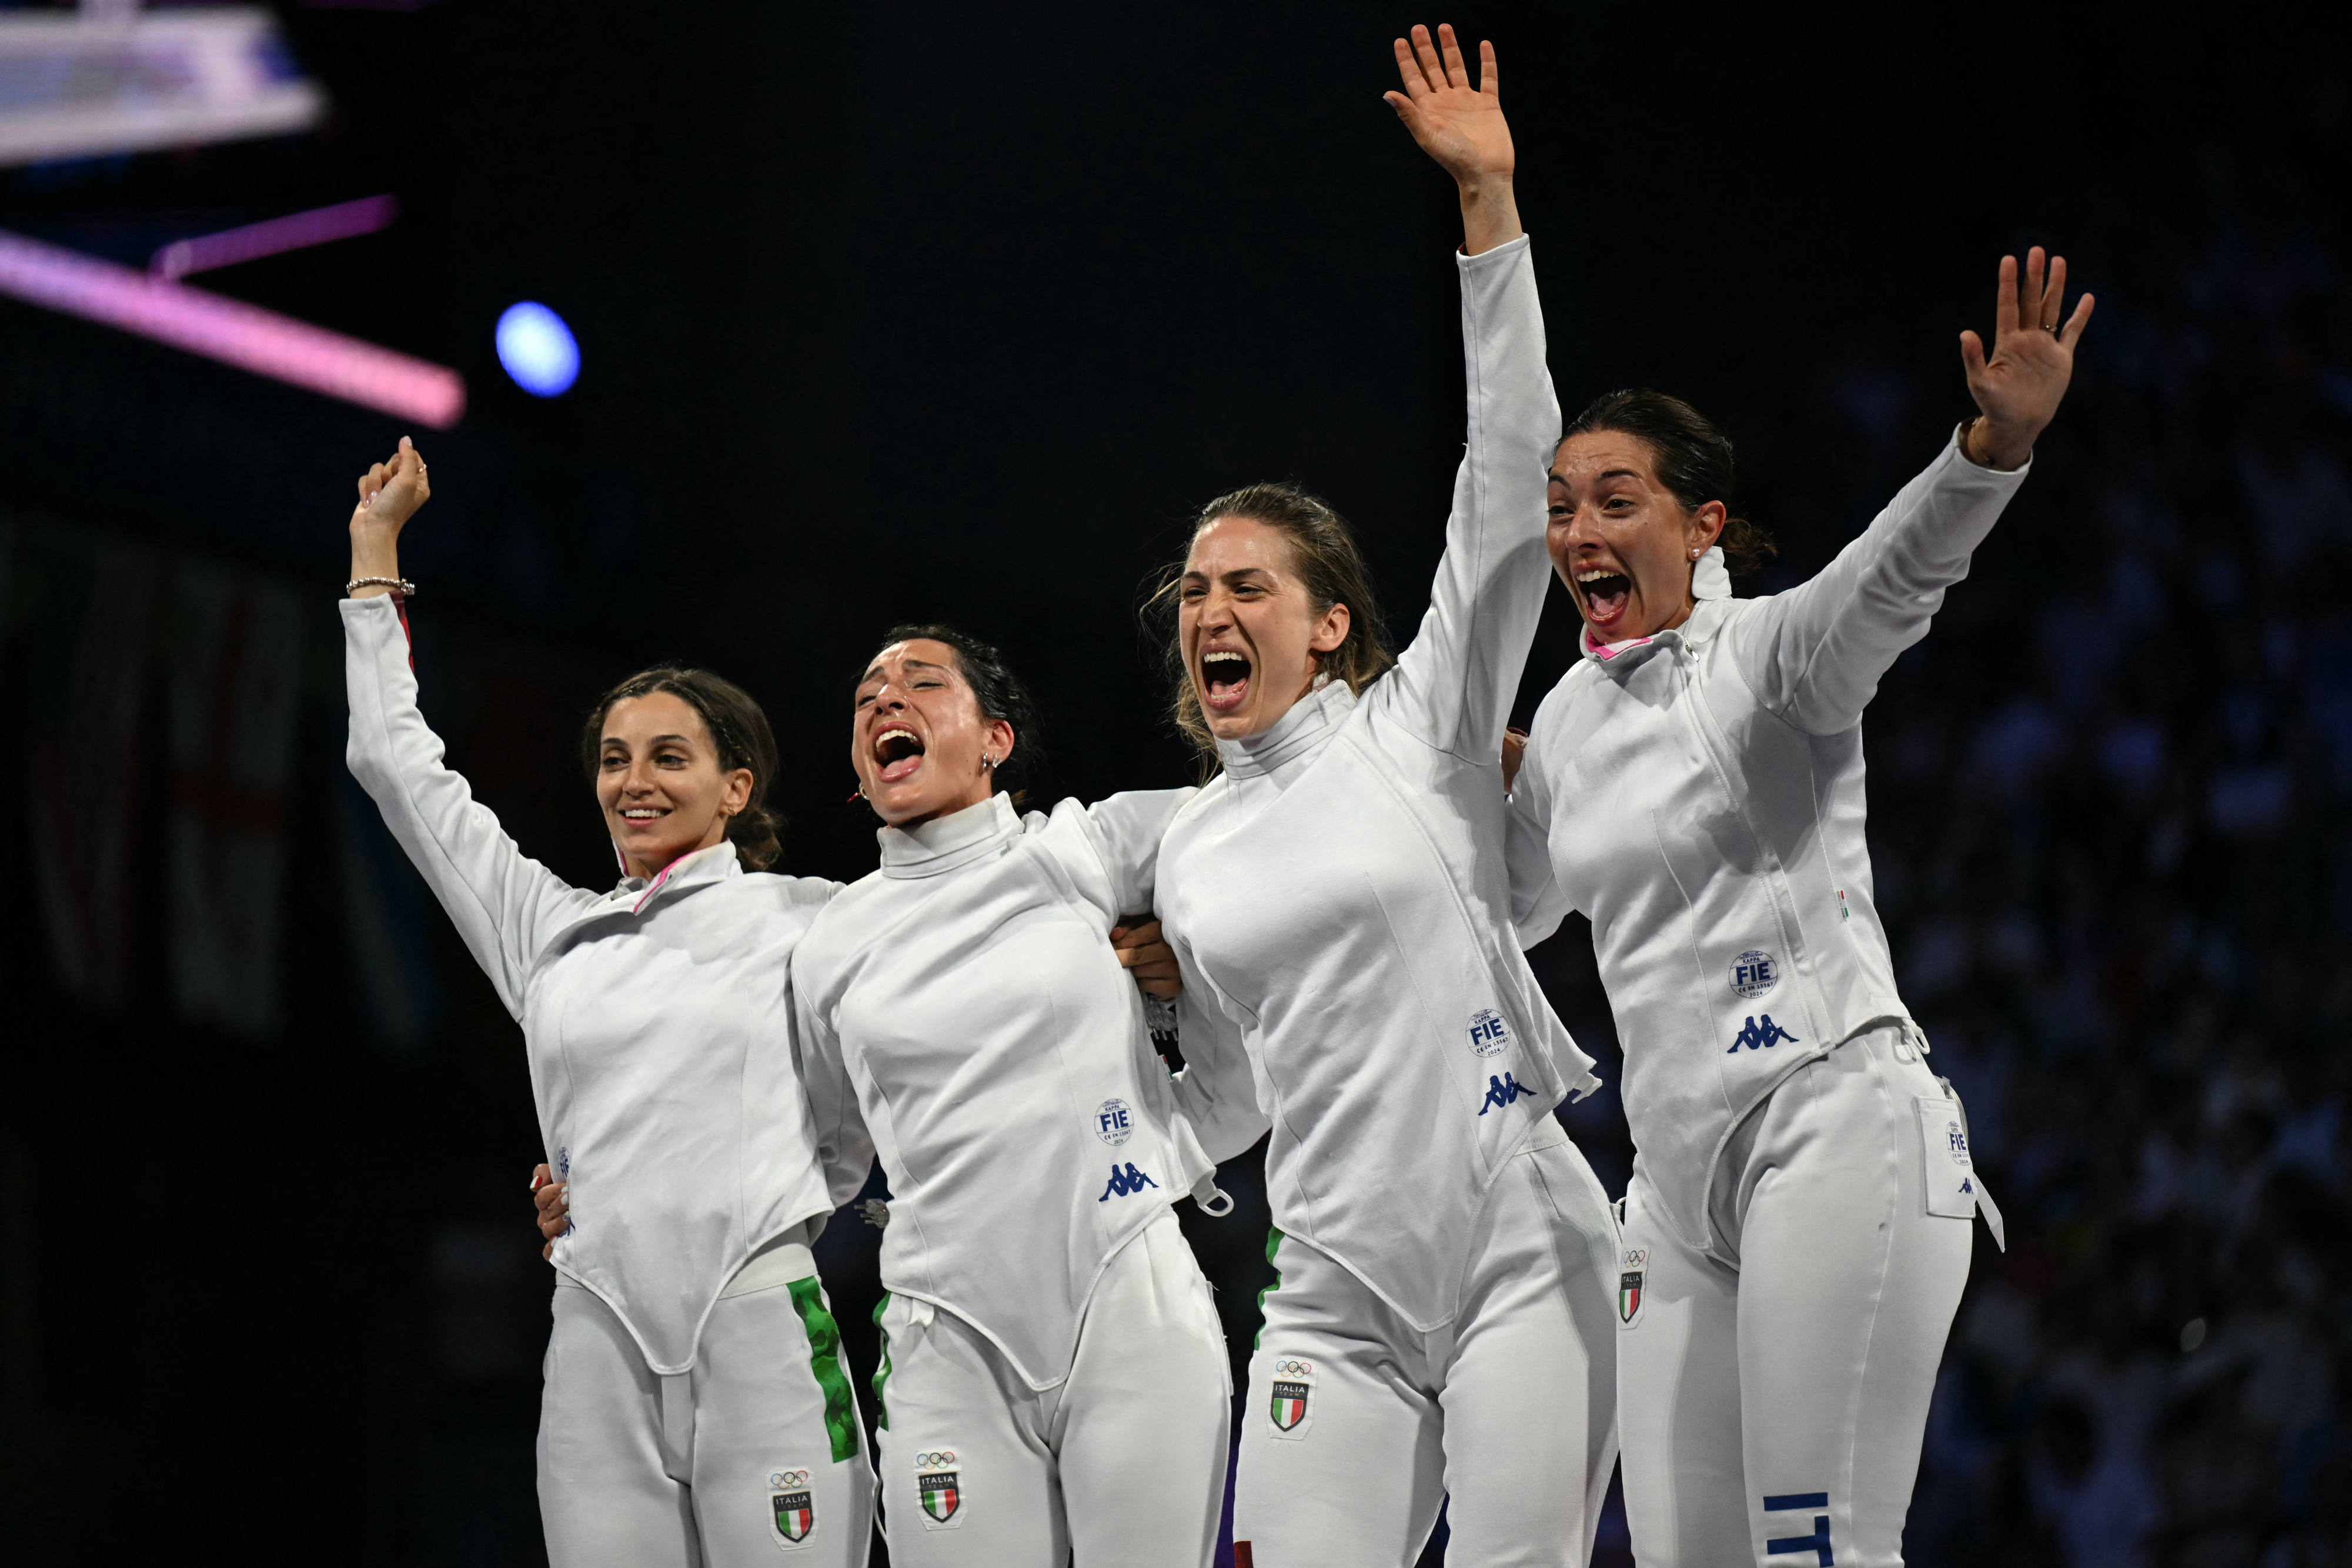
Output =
[
  {"x1": 1383, "y1": 24, "x2": 1522, "y2": 256},
  {"x1": 1110, "y1": 918, "x2": 1182, "y2": 1000},
  {"x1": 1960, "y1": 247, "x2": 2094, "y2": 470}
]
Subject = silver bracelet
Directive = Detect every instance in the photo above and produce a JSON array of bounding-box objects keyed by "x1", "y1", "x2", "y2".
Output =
[{"x1": 346, "y1": 577, "x2": 416, "y2": 596}]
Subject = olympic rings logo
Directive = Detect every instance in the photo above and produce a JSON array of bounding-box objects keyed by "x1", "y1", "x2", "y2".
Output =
[
  {"x1": 915, "y1": 1451, "x2": 958, "y2": 1469},
  {"x1": 769, "y1": 1470, "x2": 811, "y2": 1489},
  {"x1": 1272, "y1": 1359, "x2": 1314, "y2": 1377}
]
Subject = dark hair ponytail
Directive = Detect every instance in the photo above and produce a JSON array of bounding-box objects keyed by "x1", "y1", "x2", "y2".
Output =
[
  {"x1": 870, "y1": 623, "x2": 1047, "y2": 805},
  {"x1": 580, "y1": 666, "x2": 785, "y2": 870},
  {"x1": 1560, "y1": 389, "x2": 1776, "y2": 574}
]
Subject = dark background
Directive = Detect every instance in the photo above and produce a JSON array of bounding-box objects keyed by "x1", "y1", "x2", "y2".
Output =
[{"x1": 4, "y1": 2, "x2": 2348, "y2": 1563}]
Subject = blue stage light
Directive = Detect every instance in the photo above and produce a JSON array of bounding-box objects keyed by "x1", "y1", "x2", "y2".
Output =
[{"x1": 495, "y1": 302, "x2": 579, "y2": 397}]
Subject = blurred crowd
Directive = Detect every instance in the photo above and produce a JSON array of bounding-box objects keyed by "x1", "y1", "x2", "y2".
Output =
[{"x1": 1854, "y1": 228, "x2": 2350, "y2": 1562}]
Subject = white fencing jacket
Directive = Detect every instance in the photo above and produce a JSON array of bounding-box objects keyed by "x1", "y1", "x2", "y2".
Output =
[
  {"x1": 791, "y1": 790, "x2": 1225, "y2": 1391},
  {"x1": 1154, "y1": 235, "x2": 1599, "y2": 1334},
  {"x1": 1508, "y1": 432, "x2": 2029, "y2": 1256},
  {"x1": 342, "y1": 594, "x2": 843, "y2": 1374}
]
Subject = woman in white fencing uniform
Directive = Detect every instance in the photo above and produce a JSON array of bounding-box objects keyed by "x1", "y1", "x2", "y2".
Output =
[
  {"x1": 787, "y1": 624, "x2": 1248, "y2": 1566},
  {"x1": 1146, "y1": 28, "x2": 1620, "y2": 1566},
  {"x1": 1505, "y1": 252, "x2": 2093, "y2": 1566},
  {"x1": 340, "y1": 440, "x2": 871, "y2": 1567}
]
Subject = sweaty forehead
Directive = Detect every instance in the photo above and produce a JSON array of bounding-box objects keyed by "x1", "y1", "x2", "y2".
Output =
[
  {"x1": 1549, "y1": 432, "x2": 1661, "y2": 487},
  {"x1": 603, "y1": 690, "x2": 710, "y2": 746},
  {"x1": 1187, "y1": 514, "x2": 1296, "y2": 575},
  {"x1": 860, "y1": 639, "x2": 963, "y2": 686}
]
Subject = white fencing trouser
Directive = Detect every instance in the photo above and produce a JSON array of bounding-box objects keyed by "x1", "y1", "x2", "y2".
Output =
[
  {"x1": 870, "y1": 1211, "x2": 1231, "y2": 1566},
  {"x1": 537, "y1": 1245, "x2": 875, "y2": 1568},
  {"x1": 1616, "y1": 1025, "x2": 1978, "y2": 1568},
  {"x1": 1233, "y1": 1122, "x2": 1621, "y2": 1567}
]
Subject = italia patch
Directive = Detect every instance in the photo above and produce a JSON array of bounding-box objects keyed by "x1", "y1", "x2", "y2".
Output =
[
  {"x1": 1618, "y1": 1248, "x2": 1648, "y2": 1328},
  {"x1": 915, "y1": 1450, "x2": 964, "y2": 1530},
  {"x1": 1268, "y1": 1357, "x2": 1314, "y2": 1440},
  {"x1": 767, "y1": 1469, "x2": 816, "y2": 1549}
]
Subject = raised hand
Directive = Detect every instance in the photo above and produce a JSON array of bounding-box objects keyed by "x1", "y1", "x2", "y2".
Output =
[
  {"x1": 1383, "y1": 23, "x2": 1522, "y2": 256},
  {"x1": 1959, "y1": 248, "x2": 2094, "y2": 470},
  {"x1": 348, "y1": 436, "x2": 430, "y2": 597}
]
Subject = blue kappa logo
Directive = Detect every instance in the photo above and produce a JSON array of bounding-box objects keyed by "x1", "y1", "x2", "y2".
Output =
[
  {"x1": 1478, "y1": 1073, "x2": 1532, "y2": 1115},
  {"x1": 1098, "y1": 1162, "x2": 1160, "y2": 1201},
  {"x1": 1727, "y1": 1015, "x2": 1799, "y2": 1054}
]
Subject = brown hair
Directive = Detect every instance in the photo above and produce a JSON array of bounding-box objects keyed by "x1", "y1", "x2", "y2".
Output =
[
  {"x1": 1559, "y1": 389, "x2": 1776, "y2": 574},
  {"x1": 1144, "y1": 482, "x2": 1396, "y2": 774},
  {"x1": 580, "y1": 666, "x2": 784, "y2": 870}
]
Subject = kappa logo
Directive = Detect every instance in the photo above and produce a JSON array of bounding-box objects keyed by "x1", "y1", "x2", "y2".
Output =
[
  {"x1": 1726, "y1": 1015, "x2": 1799, "y2": 1054},
  {"x1": 1730, "y1": 949, "x2": 1780, "y2": 999},
  {"x1": 767, "y1": 1469, "x2": 816, "y2": 1548},
  {"x1": 1619, "y1": 1248, "x2": 1648, "y2": 1327},
  {"x1": 914, "y1": 1451, "x2": 963, "y2": 1529},
  {"x1": 1094, "y1": 1098, "x2": 1135, "y2": 1147},
  {"x1": 1269, "y1": 1358, "x2": 1314, "y2": 1434},
  {"x1": 1098, "y1": 1162, "x2": 1160, "y2": 1201},
  {"x1": 1477, "y1": 1072, "x2": 1532, "y2": 1115},
  {"x1": 1466, "y1": 1008, "x2": 1513, "y2": 1058}
]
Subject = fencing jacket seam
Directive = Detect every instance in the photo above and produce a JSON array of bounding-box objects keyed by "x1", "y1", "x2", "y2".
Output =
[
  {"x1": 1508, "y1": 429, "x2": 2027, "y2": 1256},
  {"x1": 342, "y1": 593, "x2": 841, "y2": 1375},
  {"x1": 793, "y1": 790, "x2": 1210, "y2": 1391},
  {"x1": 1157, "y1": 235, "x2": 1592, "y2": 1332}
]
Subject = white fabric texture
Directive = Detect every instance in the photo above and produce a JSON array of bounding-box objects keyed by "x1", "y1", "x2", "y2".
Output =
[
  {"x1": 539, "y1": 1270, "x2": 875, "y2": 1568},
  {"x1": 1156, "y1": 235, "x2": 1598, "y2": 1335},
  {"x1": 870, "y1": 1212, "x2": 1230, "y2": 1567},
  {"x1": 1615, "y1": 1028, "x2": 1972, "y2": 1567},
  {"x1": 793, "y1": 790, "x2": 1221, "y2": 1390},
  {"x1": 342, "y1": 593, "x2": 843, "y2": 1373},
  {"x1": 1234, "y1": 1124, "x2": 1621, "y2": 1567},
  {"x1": 1506, "y1": 432, "x2": 2028, "y2": 1257}
]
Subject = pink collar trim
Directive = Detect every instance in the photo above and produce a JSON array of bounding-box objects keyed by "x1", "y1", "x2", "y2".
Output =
[{"x1": 1581, "y1": 626, "x2": 1655, "y2": 661}]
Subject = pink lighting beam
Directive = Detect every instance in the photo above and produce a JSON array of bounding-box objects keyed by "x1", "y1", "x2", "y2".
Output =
[
  {"x1": 152, "y1": 194, "x2": 400, "y2": 281},
  {"x1": 0, "y1": 228, "x2": 465, "y2": 429}
]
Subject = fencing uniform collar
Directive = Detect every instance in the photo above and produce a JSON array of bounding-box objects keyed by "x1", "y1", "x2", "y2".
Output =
[
  {"x1": 878, "y1": 791, "x2": 1020, "y2": 879},
  {"x1": 610, "y1": 840, "x2": 740, "y2": 913},
  {"x1": 1218, "y1": 676, "x2": 1356, "y2": 780}
]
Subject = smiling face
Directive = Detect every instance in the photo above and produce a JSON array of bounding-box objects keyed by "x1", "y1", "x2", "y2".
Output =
[
  {"x1": 1547, "y1": 431, "x2": 1726, "y2": 643},
  {"x1": 1178, "y1": 515, "x2": 1351, "y2": 741},
  {"x1": 596, "y1": 691, "x2": 753, "y2": 881},
  {"x1": 851, "y1": 639, "x2": 1014, "y2": 829}
]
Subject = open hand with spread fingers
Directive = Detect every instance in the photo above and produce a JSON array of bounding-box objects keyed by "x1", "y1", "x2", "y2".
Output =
[
  {"x1": 1384, "y1": 23, "x2": 1522, "y2": 256},
  {"x1": 1960, "y1": 247, "x2": 2094, "y2": 470}
]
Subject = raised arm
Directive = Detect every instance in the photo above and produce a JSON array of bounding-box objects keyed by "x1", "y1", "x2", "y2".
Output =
[
  {"x1": 1505, "y1": 723, "x2": 1575, "y2": 949},
  {"x1": 1377, "y1": 25, "x2": 1559, "y2": 760},
  {"x1": 1732, "y1": 248, "x2": 2093, "y2": 734},
  {"x1": 342, "y1": 442, "x2": 597, "y2": 1015}
]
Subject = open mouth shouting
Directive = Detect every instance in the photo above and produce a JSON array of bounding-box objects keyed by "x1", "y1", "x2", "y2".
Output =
[
  {"x1": 873, "y1": 722, "x2": 926, "y2": 785},
  {"x1": 1199, "y1": 646, "x2": 1252, "y2": 715},
  {"x1": 1573, "y1": 566, "x2": 1633, "y2": 634}
]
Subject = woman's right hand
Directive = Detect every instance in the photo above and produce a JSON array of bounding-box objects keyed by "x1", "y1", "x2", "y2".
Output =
[
  {"x1": 531, "y1": 1162, "x2": 570, "y2": 1261},
  {"x1": 349, "y1": 436, "x2": 430, "y2": 596}
]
